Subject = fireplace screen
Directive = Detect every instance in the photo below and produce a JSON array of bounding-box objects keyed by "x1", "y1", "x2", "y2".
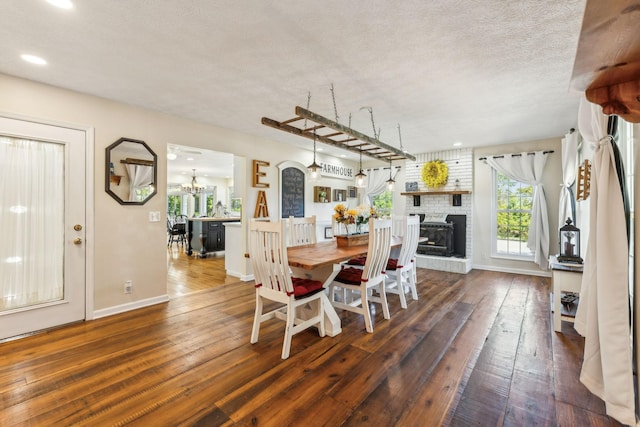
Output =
[
  {"x1": 417, "y1": 222, "x2": 454, "y2": 256},
  {"x1": 415, "y1": 214, "x2": 466, "y2": 258}
]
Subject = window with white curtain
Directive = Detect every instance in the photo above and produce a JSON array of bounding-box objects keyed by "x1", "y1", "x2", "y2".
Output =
[
  {"x1": 492, "y1": 170, "x2": 534, "y2": 259},
  {"x1": 371, "y1": 191, "x2": 392, "y2": 217}
]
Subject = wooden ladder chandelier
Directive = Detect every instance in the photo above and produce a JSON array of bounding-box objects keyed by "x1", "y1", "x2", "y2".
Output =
[{"x1": 261, "y1": 106, "x2": 416, "y2": 162}]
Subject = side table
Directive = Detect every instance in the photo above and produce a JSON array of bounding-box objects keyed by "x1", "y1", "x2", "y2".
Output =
[{"x1": 549, "y1": 255, "x2": 583, "y2": 332}]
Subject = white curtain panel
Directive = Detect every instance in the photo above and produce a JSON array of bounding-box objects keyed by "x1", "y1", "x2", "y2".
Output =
[
  {"x1": 0, "y1": 136, "x2": 64, "y2": 311},
  {"x1": 558, "y1": 131, "x2": 579, "y2": 228},
  {"x1": 124, "y1": 164, "x2": 153, "y2": 202},
  {"x1": 365, "y1": 168, "x2": 390, "y2": 205},
  {"x1": 574, "y1": 99, "x2": 635, "y2": 426},
  {"x1": 486, "y1": 152, "x2": 550, "y2": 270}
]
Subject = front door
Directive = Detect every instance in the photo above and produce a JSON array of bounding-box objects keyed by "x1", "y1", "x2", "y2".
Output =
[{"x1": 0, "y1": 116, "x2": 88, "y2": 340}]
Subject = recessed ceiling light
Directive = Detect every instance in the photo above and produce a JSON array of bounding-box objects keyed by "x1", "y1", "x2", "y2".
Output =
[
  {"x1": 453, "y1": 142, "x2": 463, "y2": 147},
  {"x1": 186, "y1": 157, "x2": 194, "y2": 161},
  {"x1": 167, "y1": 153, "x2": 177, "y2": 160},
  {"x1": 46, "y1": 0, "x2": 74, "y2": 9},
  {"x1": 20, "y1": 54, "x2": 47, "y2": 65},
  {"x1": 317, "y1": 147, "x2": 324, "y2": 152},
  {"x1": 340, "y1": 154, "x2": 346, "y2": 158}
]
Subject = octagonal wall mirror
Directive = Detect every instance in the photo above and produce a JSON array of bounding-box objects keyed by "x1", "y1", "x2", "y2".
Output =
[{"x1": 105, "y1": 137, "x2": 157, "y2": 205}]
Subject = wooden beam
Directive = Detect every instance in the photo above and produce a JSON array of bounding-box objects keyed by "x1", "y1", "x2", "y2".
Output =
[
  {"x1": 295, "y1": 106, "x2": 416, "y2": 161},
  {"x1": 120, "y1": 158, "x2": 154, "y2": 166},
  {"x1": 261, "y1": 116, "x2": 413, "y2": 162}
]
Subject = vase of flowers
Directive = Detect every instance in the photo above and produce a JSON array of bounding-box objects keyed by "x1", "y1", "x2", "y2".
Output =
[
  {"x1": 333, "y1": 203, "x2": 357, "y2": 235},
  {"x1": 333, "y1": 204, "x2": 378, "y2": 247}
]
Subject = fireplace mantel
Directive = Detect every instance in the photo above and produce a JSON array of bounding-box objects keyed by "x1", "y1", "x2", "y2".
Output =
[{"x1": 401, "y1": 190, "x2": 471, "y2": 196}]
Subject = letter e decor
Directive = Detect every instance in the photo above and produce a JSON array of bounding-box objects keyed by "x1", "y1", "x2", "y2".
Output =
[{"x1": 253, "y1": 160, "x2": 270, "y2": 188}]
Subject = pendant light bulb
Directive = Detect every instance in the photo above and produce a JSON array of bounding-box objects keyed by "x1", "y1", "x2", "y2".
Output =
[
  {"x1": 386, "y1": 159, "x2": 395, "y2": 191},
  {"x1": 307, "y1": 130, "x2": 321, "y2": 182},
  {"x1": 355, "y1": 149, "x2": 366, "y2": 188}
]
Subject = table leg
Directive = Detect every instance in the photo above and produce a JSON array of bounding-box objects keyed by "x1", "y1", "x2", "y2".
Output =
[
  {"x1": 296, "y1": 291, "x2": 342, "y2": 337},
  {"x1": 320, "y1": 292, "x2": 341, "y2": 337}
]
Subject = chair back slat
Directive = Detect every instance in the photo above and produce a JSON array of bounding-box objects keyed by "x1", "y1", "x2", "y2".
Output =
[
  {"x1": 361, "y1": 218, "x2": 392, "y2": 281},
  {"x1": 249, "y1": 220, "x2": 294, "y2": 295},
  {"x1": 288, "y1": 215, "x2": 317, "y2": 246},
  {"x1": 397, "y1": 216, "x2": 420, "y2": 267}
]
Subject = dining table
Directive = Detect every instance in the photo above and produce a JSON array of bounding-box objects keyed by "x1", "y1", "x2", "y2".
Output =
[{"x1": 286, "y1": 236, "x2": 403, "y2": 337}]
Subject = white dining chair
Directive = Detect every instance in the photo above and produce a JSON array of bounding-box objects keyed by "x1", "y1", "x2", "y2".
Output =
[
  {"x1": 385, "y1": 215, "x2": 420, "y2": 308},
  {"x1": 248, "y1": 220, "x2": 325, "y2": 359},
  {"x1": 288, "y1": 215, "x2": 317, "y2": 246},
  {"x1": 328, "y1": 218, "x2": 392, "y2": 333}
]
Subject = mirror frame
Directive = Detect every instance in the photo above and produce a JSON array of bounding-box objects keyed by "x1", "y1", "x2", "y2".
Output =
[{"x1": 105, "y1": 137, "x2": 157, "y2": 205}]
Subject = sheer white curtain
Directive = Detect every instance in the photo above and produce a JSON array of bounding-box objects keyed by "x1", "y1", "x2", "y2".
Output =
[
  {"x1": 574, "y1": 98, "x2": 635, "y2": 426},
  {"x1": 1, "y1": 136, "x2": 64, "y2": 311},
  {"x1": 124, "y1": 164, "x2": 153, "y2": 202},
  {"x1": 558, "y1": 130, "x2": 579, "y2": 227},
  {"x1": 364, "y1": 168, "x2": 389, "y2": 205},
  {"x1": 486, "y1": 152, "x2": 550, "y2": 270}
]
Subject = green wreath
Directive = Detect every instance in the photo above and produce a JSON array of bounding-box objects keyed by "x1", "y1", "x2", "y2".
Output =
[{"x1": 421, "y1": 160, "x2": 448, "y2": 188}]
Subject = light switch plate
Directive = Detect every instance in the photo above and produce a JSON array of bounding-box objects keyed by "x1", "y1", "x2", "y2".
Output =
[{"x1": 149, "y1": 211, "x2": 161, "y2": 222}]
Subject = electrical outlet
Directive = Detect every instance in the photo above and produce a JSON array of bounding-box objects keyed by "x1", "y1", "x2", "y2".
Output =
[{"x1": 124, "y1": 280, "x2": 132, "y2": 294}]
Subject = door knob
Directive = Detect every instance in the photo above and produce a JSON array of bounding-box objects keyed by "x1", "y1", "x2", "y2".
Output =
[{"x1": 74, "y1": 238, "x2": 82, "y2": 245}]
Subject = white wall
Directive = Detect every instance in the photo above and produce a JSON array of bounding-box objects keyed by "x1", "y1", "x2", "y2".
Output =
[
  {"x1": 0, "y1": 73, "x2": 357, "y2": 313},
  {"x1": 473, "y1": 138, "x2": 563, "y2": 275}
]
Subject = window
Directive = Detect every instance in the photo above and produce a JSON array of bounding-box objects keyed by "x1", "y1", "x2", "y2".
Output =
[
  {"x1": 372, "y1": 191, "x2": 392, "y2": 217},
  {"x1": 493, "y1": 171, "x2": 533, "y2": 258},
  {"x1": 167, "y1": 194, "x2": 182, "y2": 217}
]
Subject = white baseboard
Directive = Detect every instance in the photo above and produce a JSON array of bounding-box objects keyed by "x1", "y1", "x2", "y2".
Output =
[
  {"x1": 226, "y1": 270, "x2": 254, "y2": 282},
  {"x1": 92, "y1": 294, "x2": 170, "y2": 319}
]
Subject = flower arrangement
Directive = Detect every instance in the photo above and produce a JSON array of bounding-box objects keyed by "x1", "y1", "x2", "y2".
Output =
[
  {"x1": 333, "y1": 203, "x2": 377, "y2": 235},
  {"x1": 422, "y1": 159, "x2": 448, "y2": 189}
]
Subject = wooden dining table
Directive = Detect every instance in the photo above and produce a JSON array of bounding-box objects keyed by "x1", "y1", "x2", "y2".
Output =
[
  {"x1": 286, "y1": 236, "x2": 403, "y2": 337},
  {"x1": 287, "y1": 236, "x2": 403, "y2": 270}
]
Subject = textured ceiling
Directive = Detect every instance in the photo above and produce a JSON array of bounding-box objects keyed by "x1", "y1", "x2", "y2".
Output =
[{"x1": 0, "y1": 0, "x2": 586, "y2": 170}]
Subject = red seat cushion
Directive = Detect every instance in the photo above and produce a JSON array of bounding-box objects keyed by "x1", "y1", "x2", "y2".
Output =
[
  {"x1": 386, "y1": 258, "x2": 399, "y2": 270},
  {"x1": 335, "y1": 267, "x2": 364, "y2": 285},
  {"x1": 346, "y1": 256, "x2": 367, "y2": 266},
  {"x1": 291, "y1": 277, "x2": 325, "y2": 299}
]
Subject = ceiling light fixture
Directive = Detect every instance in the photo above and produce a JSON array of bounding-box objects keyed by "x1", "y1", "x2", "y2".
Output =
[
  {"x1": 20, "y1": 54, "x2": 47, "y2": 65},
  {"x1": 355, "y1": 148, "x2": 366, "y2": 188},
  {"x1": 167, "y1": 152, "x2": 177, "y2": 160},
  {"x1": 386, "y1": 159, "x2": 395, "y2": 191},
  {"x1": 182, "y1": 169, "x2": 203, "y2": 194},
  {"x1": 46, "y1": 0, "x2": 74, "y2": 9},
  {"x1": 307, "y1": 129, "x2": 321, "y2": 182}
]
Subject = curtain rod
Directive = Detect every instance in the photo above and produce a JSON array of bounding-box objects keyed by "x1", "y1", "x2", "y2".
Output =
[
  {"x1": 478, "y1": 150, "x2": 554, "y2": 161},
  {"x1": 364, "y1": 165, "x2": 402, "y2": 171}
]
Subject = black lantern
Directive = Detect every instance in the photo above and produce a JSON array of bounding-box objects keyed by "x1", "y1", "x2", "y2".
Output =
[{"x1": 558, "y1": 218, "x2": 583, "y2": 264}]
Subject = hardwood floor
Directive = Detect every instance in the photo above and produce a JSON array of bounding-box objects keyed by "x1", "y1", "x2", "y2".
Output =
[
  {"x1": 166, "y1": 244, "x2": 238, "y2": 297},
  {"x1": 0, "y1": 250, "x2": 623, "y2": 426}
]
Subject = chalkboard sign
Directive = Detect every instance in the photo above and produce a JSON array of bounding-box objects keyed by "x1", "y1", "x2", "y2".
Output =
[{"x1": 281, "y1": 167, "x2": 305, "y2": 218}]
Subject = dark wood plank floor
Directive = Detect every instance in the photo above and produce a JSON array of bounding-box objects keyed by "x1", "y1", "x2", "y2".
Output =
[{"x1": 0, "y1": 247, "x2": 622, "y2": 426}]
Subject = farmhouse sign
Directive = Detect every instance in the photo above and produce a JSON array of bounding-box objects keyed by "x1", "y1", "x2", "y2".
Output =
[{"x1": 320, "y1": 162, "x2": 354, "y2": 180}]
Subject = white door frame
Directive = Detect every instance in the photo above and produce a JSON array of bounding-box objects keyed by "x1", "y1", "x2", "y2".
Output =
[{"x1": 0, "y1": 111, "x2": 94, "y2": 334}]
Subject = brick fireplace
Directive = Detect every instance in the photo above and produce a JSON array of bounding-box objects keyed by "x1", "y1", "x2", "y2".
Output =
[{"x1": 404, "y1": 149, "x2": 473, "y2": 274}]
